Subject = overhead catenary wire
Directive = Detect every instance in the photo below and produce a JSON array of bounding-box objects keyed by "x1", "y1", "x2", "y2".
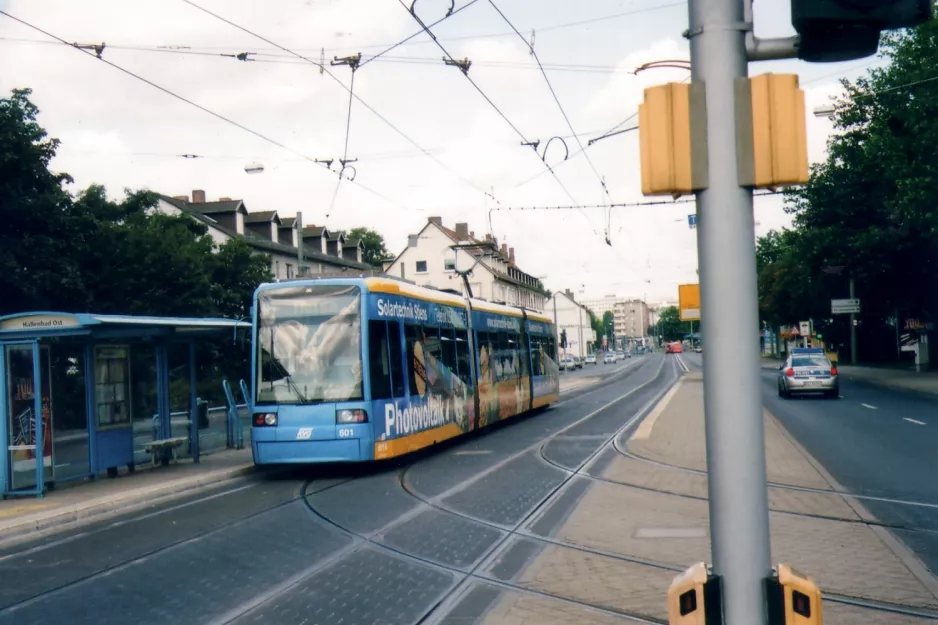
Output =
[
  {"x1": 399, "y1": 0, "x2": 596, "y2": 232},
  {"x1": 487, "y1": 0, "x2": 615, "y2": 242},
  {"x1": 488, "y1": 190, "x2": 784, "y2": 212},
  {"x1": 181, "y1": 0, "x2": 502, "y2": 208},
  {"x1": 0, "y1": 9, "x2": 408, "y2": 211},
  {"x1": 358, "y1": 0, "x2": 484, "y2": 69}
]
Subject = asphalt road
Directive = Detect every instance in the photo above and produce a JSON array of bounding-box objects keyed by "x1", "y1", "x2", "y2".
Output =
[
  {"x1": 761, "y1": 365, "x2": 938, "y2": 575},
  {"x1": 0, "y1": 353, "x2": 677, "y2": 625}
]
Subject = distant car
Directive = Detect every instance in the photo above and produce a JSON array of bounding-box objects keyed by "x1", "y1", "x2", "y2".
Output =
[
  {"x1": 574, "y1": 356, "x2": 583, "y2": 369},
  {"x1": 604, "y1": 352, "x2": 617, "y2": 364},
  {"x1": 616, "y1": 351, "x2": 627, "y2": 360},
  {"x1": 777, "y1": 348, "x2": 839, "y2": 399},
  {"x1": 585, "y1": 354, "x2": 597, "y2": 365},
  {"x1": 560, "y1": 357, "x2": 576, "y2": 371},
  {"x1": 694, "y1": 345, "x2": 702, "y2": 353}
]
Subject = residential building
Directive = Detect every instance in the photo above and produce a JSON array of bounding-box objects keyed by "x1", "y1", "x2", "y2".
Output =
[
  {"x1": 580, "y1": 295, "x2": 623, "y2": 317},
  {"x1": 547, "y1": 289, "x2": 596, "y2": 358},
  {"x1": 156, "y1": 189, "x2": 375, "y2": 281},
  {"x1": 613, "y1": 299, "x2": 651, "y2": 343},
  {"x1": 387, "y1": 216, "x2": 548, "y2": 312}
]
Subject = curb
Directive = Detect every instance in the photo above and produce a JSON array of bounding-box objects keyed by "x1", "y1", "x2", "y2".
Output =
[
  {"x1": 0, "y1": 463, "x2": 256, "y2": 548},
  {"x1": 767, "y1": 410, "x2": 938, "y2": 602}
]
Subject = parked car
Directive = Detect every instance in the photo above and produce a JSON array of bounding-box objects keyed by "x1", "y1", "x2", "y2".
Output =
[
  {"x1": 777, "y1": 348, "x2": 839, "y2": 399},
  {"x1": 585, "y1": 354, "x2": 597, "y2": 365},
  {"x1": 560, "y1": 356, "x2": 576, "y2": 371}
]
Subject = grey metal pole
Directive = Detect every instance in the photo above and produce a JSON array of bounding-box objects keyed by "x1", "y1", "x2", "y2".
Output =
[
  {"x1": 553, "y1": 294, "x2": 559, "y2": 349},
  {"x1": 689, "y1": 0, "x2": 771, "y2": 623},
  {"x1": 850, "y1": 277, "x2": 858, "y2": 365},
  {"x1": 578, "y1": 304, "x2": 584, "y2": 358},
  {"x1": 296, "y1": 211, "x2": 304, "y2": 277}
]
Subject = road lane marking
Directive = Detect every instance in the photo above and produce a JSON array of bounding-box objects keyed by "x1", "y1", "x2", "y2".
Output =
[
  {"x1": 861, "y1": 403, "x2": 877, "y2": 410},
  {"x1": 631, "y1": 377, "x2": 684, "y2": 440},
  {"x1": 454, "y1": 450, "x2": 492, "y2": 455},
  {"x1": 904, "y1": 418, "x2": 926, "y2": 426}
]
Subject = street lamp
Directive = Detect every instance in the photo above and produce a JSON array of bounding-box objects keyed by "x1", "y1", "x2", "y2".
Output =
[{"x1": 813, "y1": 104, "x2": 836, "y2": 120}]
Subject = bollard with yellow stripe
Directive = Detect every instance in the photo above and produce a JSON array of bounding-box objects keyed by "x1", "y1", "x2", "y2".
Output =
[
  {"x1": 668, "y1": 562, "x2": 722, "y2": 624},
  {"x1": 766, "y1": 563, "x2": 824, "y2": 624}
]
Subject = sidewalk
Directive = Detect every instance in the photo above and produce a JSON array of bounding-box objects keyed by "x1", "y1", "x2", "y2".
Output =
[
  {"x1": 488, "y1": 372, "x2": 938, "y2": 624},
  {"x1": 762, "y1": 355, "x2": 938, "y2": 396},
  {"x1": 0, "y1": 447, "x2": 255, "y2": 547}
]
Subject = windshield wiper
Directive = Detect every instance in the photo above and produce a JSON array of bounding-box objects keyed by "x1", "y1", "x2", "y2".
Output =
[{"x1": 271, "y1": 357, "x2": 310, "y2": 405}]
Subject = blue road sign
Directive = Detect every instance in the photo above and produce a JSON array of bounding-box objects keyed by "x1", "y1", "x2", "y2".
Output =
[{"x1": 688, "y1": 214, "x2": 697, "y2": 229}]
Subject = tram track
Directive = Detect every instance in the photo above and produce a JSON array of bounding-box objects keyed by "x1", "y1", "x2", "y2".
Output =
[
  {"x1": 0, "y1": 357, "x2": 657, "y2": 624},
  {"x1": 296, "y1": 350, "x2": 938, "y2": 624},
  {"x1": 281, "y1": 356, "x2": 679, "y2": 625}
]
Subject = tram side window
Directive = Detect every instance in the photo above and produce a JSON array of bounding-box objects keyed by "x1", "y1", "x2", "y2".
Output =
[
  {"x1": 404, "y1": 323, "x2": 420, "y2": 395},
  {"x1": 529, "y1": 336, "x2": 542, "y2": 376},
  {"x1": 440, "y1": 326, "x2": 457, "y2": 379},
  {"x1": 518, "y1": 332, "x2": 530, "y2": 377},
  {"x1": 388, "y1": 321, "x2": 405, "y2": 397},
  {"x1": 369, "y1": 320, "x2": 393, "y2": 400},
  {"x1": 454, "y1": 329, "x2": 472, "y2": 387}
]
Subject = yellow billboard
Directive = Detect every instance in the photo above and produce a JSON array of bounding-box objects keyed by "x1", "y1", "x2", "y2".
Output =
[{"x1": 678, "y1": 284, "x2": 700, "y2": 322}]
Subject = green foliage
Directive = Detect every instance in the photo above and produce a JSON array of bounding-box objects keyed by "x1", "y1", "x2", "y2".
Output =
[
  {"x1": 1, "y1": 88, "x2": 273, "y2": 401},
  {"x1": 347, "y1": 226, "x2": 390, "y2": 266},
  {"x1": 0, "y1": 88, "x2": 83, "y2": 312},
  {"x1": 654, "y1": 306, "x2": 685, "y2": 342},
  {"x1": 759, "y1": 18, "x2": 938, "y2": 360}
]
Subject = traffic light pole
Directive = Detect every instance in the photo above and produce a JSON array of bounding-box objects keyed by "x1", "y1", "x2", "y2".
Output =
[{"x1": 688, "y1": 0, "x2": 772, "y2": 623}]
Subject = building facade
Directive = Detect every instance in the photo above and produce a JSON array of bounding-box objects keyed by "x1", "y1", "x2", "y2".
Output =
[
  {"x1": 387, "y1": 217, "x2": 548, "y2": 312},
  {"x1": 156, "y1": 189, "x2": 374, "y2": 281},
  {"x1": 613, "y1": 299, "x2": 651, "y2": 342},
  {"x1": 547, "y1": 289, "x2": 596, "y2": 358}
]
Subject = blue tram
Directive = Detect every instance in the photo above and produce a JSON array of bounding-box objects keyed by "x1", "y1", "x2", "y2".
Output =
[{"x1": 250, "y1": 277, "x2": 560, "y2": 464}]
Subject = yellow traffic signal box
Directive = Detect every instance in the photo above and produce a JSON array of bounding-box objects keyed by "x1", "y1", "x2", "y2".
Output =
[
  {"x1": 639, "y1": 82, "x2": 708, "y2": 197},
  {"x1": 766, "y1": 563, "x2": 824, "y2": 625},
  {"x1": 668, "y1": 562, "x2": 722, "y2": 625},
  {"x1": 736, "y1": 73, "x2": 809, "y2": 189}
]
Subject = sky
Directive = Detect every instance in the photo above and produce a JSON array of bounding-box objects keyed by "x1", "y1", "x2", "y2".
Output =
[{"x1": 0, "y1": 0, "x2": 886, "y2": 303}]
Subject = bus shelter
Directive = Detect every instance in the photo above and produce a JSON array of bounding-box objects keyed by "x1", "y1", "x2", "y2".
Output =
[{"x1": 0, "y1": 312, "x2": 249, "y2": 498}]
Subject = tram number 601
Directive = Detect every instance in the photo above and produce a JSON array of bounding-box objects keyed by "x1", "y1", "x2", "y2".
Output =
[{"x1": 338, "y1": 428, "x2": 355, "y2": 438}]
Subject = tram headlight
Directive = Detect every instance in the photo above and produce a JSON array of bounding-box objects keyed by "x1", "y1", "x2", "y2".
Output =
[
  {"x1": 336, "y1": 408, "x2": 368, "y2": 424},
  {"x1": 254, "y1": 412, "x2": 277, "y2": 426}
]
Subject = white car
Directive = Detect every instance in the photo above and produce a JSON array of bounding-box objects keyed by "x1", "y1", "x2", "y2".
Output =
[
  {"x1": 585, "y1": 354, "x2": 597, "y2": 365},
  {"x1": 604, "y1": 352, "x2": 617, "y2": 364}
]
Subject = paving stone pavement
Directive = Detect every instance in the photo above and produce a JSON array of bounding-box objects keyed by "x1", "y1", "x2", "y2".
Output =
[{"x1": 485, "y1": 372, "x2": 938, "y2": 625}]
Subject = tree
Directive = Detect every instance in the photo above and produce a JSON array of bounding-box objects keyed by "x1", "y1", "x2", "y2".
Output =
[
  {"x1": 757, "y1": 18, "x2": 938, "y2": 360},
  {"x1": 211, "y1": 238, "x2": 274, "y2": 319},
  {"x1": 655, "y1": 306, "x2": 685, "y2": 342},
  {"x1": 0, "y1": 88, "x2": 275, "y2": 321},
  {"x1": 347, "y1": 226, "x2": 390, "y2": 266},
  {"x1": 0, "y1": 88, "x2": 83, "y2": 313}
]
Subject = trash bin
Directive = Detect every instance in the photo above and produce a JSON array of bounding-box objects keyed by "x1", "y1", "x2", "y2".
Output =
[{"x1": 196, "y1": 398, "x2": 210, "y2": 429}]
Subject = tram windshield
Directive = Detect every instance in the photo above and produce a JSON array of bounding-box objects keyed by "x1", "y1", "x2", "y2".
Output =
[{"x1": 255, "y1": 285, "x2": 363, "y2": 404}]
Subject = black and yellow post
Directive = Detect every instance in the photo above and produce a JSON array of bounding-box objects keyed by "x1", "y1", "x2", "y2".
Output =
[
  {"x1": 765, "y1": 563, "x2": 824, "y2": 625},
  {"x1": 668, "y1": 562, "x2": 723, "y2": 624}
]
